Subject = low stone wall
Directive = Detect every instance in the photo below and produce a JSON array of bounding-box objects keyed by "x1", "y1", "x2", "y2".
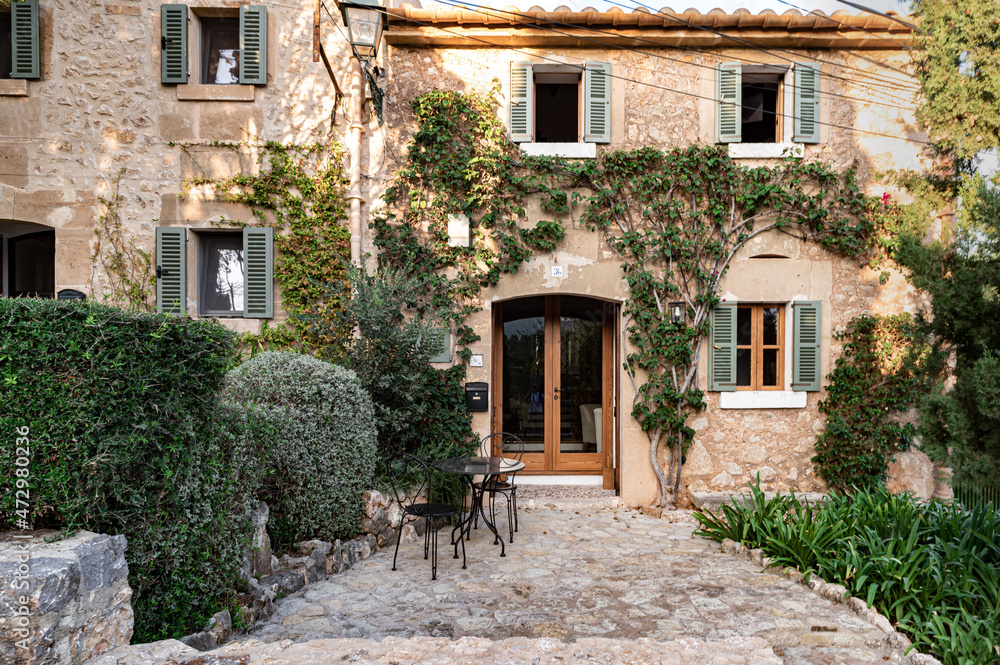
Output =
[{"x1": 0, "y1": 530, "x2": 132, "y2": 665}]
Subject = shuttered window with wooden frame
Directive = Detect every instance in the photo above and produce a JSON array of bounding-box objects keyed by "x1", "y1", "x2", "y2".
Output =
[
  {"x1": 10, "y1": 0, "x2": 40, "y2": 80},
  {"x1": 160, "y1": 4, "x2": 268, "y2": 86}
]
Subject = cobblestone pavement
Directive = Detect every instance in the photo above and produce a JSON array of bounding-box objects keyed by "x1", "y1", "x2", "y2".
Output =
[{"x1": 246, "y1": 500, "x2": 904, "y2": 665}]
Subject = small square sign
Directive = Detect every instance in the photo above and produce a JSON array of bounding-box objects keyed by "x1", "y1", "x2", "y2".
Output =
[
  {"x1": 551, "y1": 266, "x2": 564, "y2": 278},
  {"x1": 470, "y1": 354, "x2": 483, "y2": 367}
]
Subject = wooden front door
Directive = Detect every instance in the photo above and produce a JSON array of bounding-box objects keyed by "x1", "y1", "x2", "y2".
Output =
[{"x1": 493, "y1": 295, "x2": 615, "y2": 481}]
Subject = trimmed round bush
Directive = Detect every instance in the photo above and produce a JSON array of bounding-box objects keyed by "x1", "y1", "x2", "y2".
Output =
[{"x1": 222, "y1": 352, "x2": 377, "y2": 548}]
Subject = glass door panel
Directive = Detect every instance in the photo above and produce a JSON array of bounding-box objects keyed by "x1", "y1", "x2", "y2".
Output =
[
  {"x1": 500, "y1": 297, "x2": 546, "y2": 457},
  {"x1": 558, "y1": 296, "x2": 605, "y2": 457}
]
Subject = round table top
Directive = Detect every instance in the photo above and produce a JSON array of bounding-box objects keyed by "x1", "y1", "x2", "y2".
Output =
[{"x1": 433, "y1": 456, "x2": 525, "y2": 475}]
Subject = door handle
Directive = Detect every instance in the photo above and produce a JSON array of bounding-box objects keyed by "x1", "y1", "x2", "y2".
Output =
[{"x1": 553, "y1": 386, "x2": 559, "y2": 400}]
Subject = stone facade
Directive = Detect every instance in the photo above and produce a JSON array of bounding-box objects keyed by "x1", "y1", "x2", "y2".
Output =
[
  {"x1": 1, "y1": 0, "x2": 937, "y2": 506},
  {"x1": 0, "y1": 530, "x2": 132, "y2": 665}
]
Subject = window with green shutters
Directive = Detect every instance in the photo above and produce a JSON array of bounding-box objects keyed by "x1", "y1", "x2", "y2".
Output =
[
  {"x1": 793, "y1": 63, "x2": 821, "y2": 144},
  {"x1": 583, "y1": 61, "x2": 611, "y2": 144},
  {"x1": 243, "y1": 227, "x2": 272, "y2": 318},
  {"x1": 709, "y1": 303, "x2": 737, "y2": 391},
  {"x1": 715, "y1": 63, "x2": 742, "y2": 144},
  {"x1": 792, "y1": 301, "x2": 822, "y2": 391},
  {"x1": 10, "y1": 0, "x2": 40, "y2": 80},
  {"x1": 716, "y1": 63, "x2": 823, "y2": 145},
  {"x1": 160, "y1": 5, "x2": 268, "y2": 86},
  {"x1": 508, "y1": 60, "x2": 612, "y2": 145},
  {"x1": 156, "y1": 227, "x2": 187, "y2": 316}
]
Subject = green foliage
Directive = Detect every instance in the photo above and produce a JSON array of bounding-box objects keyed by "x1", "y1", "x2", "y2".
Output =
[
  {"x1": 372, "y1": 86, "x2": 898, "y2": 506},
  {"x1": 896, "y1": 178, "x2": 1000, "y2": 492},
  {"x1": 221, "y1": 351, "x2": 377, "y2": 549},
  {"x1": 181, "y1": 140, "x2": 350, "y2": 352},
  {"x1": 812, "y1": 314, "x2": 935, "y2": 490},
  {"x1": 92, "y1": 167, "x2": 156, "y2": 311},
  {"x1": 0, "y1": 299, "x2": 267, "y2": 642},
  {"x1": 694, "y1": 483, "x2": 1000, "y2": 664},
  {"x1": 308, "y1": 264, "x2": 478, "y2": 506},
  {"x1": 911, "y1": 0, "x2": 1000, "y2": 165}
]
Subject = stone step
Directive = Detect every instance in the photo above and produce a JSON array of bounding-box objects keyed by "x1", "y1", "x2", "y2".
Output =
[{"x1": 690, "y1": 491, "x2": 828, "y2": 513}]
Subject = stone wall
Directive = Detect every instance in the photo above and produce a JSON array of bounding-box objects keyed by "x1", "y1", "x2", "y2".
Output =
[{"x1": 0, "y1": 530, "x2": 132, "y2": 665}]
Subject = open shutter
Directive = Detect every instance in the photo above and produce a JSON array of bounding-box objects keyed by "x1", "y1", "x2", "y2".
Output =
[
  {"x1": 428, "y1": 328, "x2": 452, "y2": 363},
  {"x1": 156, "y1": 227, "x2": 186, "y2": 316},
  {"x1": 792, "y1": 301, "x2": 822, "y2": 391},
  {"x1": 243, "y1": 227, "x2": 273, "y2": 318},
  {"x1": 709, "y1": 303, "x2": 738, "y2": 391},
  {"x1": 584, "y1": 61, "x2": 611, "y2": 144},
  {"x1": 793, "y1": 63, "x2": 820, "y2": 143},
  {"x1": 509, "y1": 61, "x2": 533, "y2": 143},
  {"x1": 160, "y1": 4, "x2": 188, "y2": 84},
  {"x1": 716, "y1": 63, "x2": 741, "y2": 144},
  {"x1": 11, "y1": 0, "x2": 40, "y2": 80},
  {"x1": 239, "y1": 5, "x2": 267, "y2": 85}
]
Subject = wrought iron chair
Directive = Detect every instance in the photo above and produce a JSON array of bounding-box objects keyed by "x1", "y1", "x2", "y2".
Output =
[
  {"x1": 386, "y1": 454, "x2": 466, "y2": 580},
  {"x1": 473, "y1": 432, "x2": 525, "y2": 544}
]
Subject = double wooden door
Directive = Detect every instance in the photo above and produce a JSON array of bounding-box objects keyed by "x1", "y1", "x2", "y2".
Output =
[{"x1": 492, "y1": 295, "x2": 615, "y2": 483}]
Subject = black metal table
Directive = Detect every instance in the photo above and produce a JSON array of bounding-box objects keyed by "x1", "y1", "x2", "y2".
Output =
[{"x1": 433, "y1": 456, "x2": 525, "y2": 558}]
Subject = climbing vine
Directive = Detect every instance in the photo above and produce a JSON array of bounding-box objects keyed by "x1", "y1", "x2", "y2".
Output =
[
  {"x1": 373, "y1": 84, "x2": 900, "y2": 507},
  {"x1": 180, "y1": 140, "x2": 350, "y2": 353},
  {"x1": 812, "y1": 313, "x2": 936, "y2": 491},
  {"x1": 91, "y1": 167, "x2": 156, "y2": 312}
]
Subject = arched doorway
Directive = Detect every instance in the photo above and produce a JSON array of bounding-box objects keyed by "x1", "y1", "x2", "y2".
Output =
[
  {"x1": 493, "y1": 295, "x2": 617, "y2": 480},
  {"x1": 1, "y1": 221, "x2": 55, "y2": 298}
]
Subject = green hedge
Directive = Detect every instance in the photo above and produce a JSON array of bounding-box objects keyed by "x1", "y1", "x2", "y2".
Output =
[
  {"x1": 0, "y1": 299, "x2": 268, "y2": 642},
  {"x1": 222, "y1": 352, "x2": 378, "y2": 549}
]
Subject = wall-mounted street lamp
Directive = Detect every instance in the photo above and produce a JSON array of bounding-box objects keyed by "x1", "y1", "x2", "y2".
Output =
[
  {"x1": 669, "y1": 302, "x2": 686, "y2": 324},
  {"x1": 338, "y1": 0, "x2": 386, "y2": 64}
]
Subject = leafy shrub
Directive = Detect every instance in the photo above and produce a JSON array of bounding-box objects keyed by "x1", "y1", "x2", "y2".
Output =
[
  {"x1": 221, "y1": 351, "x2": 377, "y2": 549},
  {"x1": 694, "y1": 483, "x2": 1000, "y2": 665},
  {"x1": 0, "y1": 299, "x2": 267, "y2": 642},
  {"x1": 812, "y1": 313, "x2": 933, "y2": 490}
]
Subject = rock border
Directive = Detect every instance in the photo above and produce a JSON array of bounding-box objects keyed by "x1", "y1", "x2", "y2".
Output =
[{"x1": 718, "y1": 538, "x2": 943, "y2": 665}]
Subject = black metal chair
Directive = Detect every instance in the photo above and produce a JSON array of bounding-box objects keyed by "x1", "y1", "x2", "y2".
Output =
[
  {"x1": 473, "y1": 432, "x2": 525, "y2": 544},
  {"x1": 385, "y1": 454, "x2": 466, "y2": 580}
]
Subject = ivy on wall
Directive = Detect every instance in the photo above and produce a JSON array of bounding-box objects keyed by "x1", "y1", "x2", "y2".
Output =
[
  {"x1": 180, "y1": 140, "x2": 350, "y2": 354},
  {"x1": 373, "y1": 83, "x2": 900, "y2": 506}
]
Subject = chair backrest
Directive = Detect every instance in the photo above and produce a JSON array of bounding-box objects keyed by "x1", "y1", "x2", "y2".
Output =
[
  {"x1": 385, "y1": 454, "x2": 431, "y2": 507},
  {"x1": 482, "y1": 432, "x2": 525, "y2": 464}
]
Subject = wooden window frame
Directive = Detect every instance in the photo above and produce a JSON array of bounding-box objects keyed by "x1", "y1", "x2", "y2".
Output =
[{"x1": 736, "y1": 304, "x2": 784, "y2": 391}]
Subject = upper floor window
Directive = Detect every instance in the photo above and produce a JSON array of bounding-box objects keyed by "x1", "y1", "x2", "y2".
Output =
[
  {"x1": 160, "y1": 4, "x2": 267, "y2": 86},
  {"x1": 716, "y1": 63, "x2": 820, "y2": 146},
  {"x1": 1, "y1": 0, "x2": 40, "y2": 80},
  {"x1": 509, "y1": 61, "x2": 611, "y2": 154}
]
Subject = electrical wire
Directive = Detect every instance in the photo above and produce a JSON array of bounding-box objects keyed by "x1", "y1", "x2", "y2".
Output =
[
  {"x1": 386, "y1": 11, "x2": 928, "y2": 144},
  {"x1": 425, "y1": 0, "x2": 917, "y2": 111},
  {"x1": 834, "y1": 0, "x2": 922, "y2": 32},
  {"x1": 773, "y1": 0, "x2": 914, "y2": 48},
  {"x1": 609, "y1": 0, "x2": 919, "y2": 94}
]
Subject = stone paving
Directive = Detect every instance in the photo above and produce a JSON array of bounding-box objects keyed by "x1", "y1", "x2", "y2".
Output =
[{"x1": 243, "y1": 499, "x2": 907, "y2": 665}]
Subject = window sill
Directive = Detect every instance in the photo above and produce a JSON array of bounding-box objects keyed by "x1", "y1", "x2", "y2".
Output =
[
  {"x1": 177, "y1": 84, "x2": 255, "y2": 102},
  {"x1": 521, "y1": 142, "x2": 597, "y2": 159},
  {"x1": 720, "y1": 390, "x2": 807, "y2": 409},
  {"x1": 0, "y1": 79, "x2": 29, "y2": 97},
  {"x1": 727, "y1": 142, "x2": 803, "y2": 159}
]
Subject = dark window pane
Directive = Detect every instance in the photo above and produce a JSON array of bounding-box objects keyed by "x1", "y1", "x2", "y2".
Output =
[
  {"x1": 0, "y1": 14, "x2": 12, "y2": 79},
  {"x1": 201, "y1": 18, "x2": 240, "y2": 84},
  {"x1": 736, "y1": 348, "x2": 752, "y2": 386},
  {"x1": 535, "y1": 81, "x2": 579, "y2": 143},
  {"x1": 763, "y1": 307, "x2": 779, "y2": 345},
  {"x1": 502, "y1": 297, "x2": 546, "y2": 451},
  {"x1": 9, "y1": 231, "x2": 55, "y2": 298},
  {"x1": 741, "y1": 75, "x2": 780, "y2": 143},
  {"x1": 762, "y1": 349, "x2": 778, "y2": 386},
  {"x1": 200, "y1": 234, "x2": 244, "y2": 314},
  {"x1": 737, "y1": 307, "x2": 752, "y2": 346}
]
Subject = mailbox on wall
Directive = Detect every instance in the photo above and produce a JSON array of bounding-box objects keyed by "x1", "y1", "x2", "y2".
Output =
[{"x1": 465, "y1": 382, "x2": 489, "y2": 412}]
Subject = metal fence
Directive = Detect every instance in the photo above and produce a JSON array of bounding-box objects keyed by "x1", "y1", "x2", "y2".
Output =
[{"x1": 953, "y1": 482, "x2": 1000, "y2": 512}]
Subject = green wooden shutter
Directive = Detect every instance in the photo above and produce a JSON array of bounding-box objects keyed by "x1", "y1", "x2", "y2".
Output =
[
  {"x1": 239, "y1": 5, "x2": 267, "y2": 85},
  {"x1": 509, "y1": 61, "x2": 533, "y2": 143},
  {"x1": 156, "y1": 227, "x2": 186, "y2": 316},
  {"x1": 428, "y1": 328, "x2": 451, "y2": 363},
  {"x1": 160, "y1": 4, "x2": 188, "y2": 84},
  {"x1": 709, "y1": 303, "x2": 738, "y2": 391},
  {"x1": 584, "y1": 61, "x2": 611, "y2": 144},
  {"x1": 11, "y1": 0, "x2": 40, "y2": 80},
  {"x1": 792, "y1": 301, "x2": 822, "y2": 391},
  {"x1": 793, "y1": 63, "x2": 820, "y2": 143},
  {"x1": 716, "y1": 63, "x2": 741, "y2": 144},
  {"x1": 243, "y1": 227, "x2": 273, "y2": 318}
]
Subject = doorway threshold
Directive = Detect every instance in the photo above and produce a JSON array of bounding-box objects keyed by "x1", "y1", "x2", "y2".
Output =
[{"x1": 517, "y1": 475, "x2": 604, "y2": 485}]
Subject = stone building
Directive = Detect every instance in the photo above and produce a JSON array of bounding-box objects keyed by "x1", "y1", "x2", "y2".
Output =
[{"x1": 0, "y1": 0, "x2": 939, "y2": 507}]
